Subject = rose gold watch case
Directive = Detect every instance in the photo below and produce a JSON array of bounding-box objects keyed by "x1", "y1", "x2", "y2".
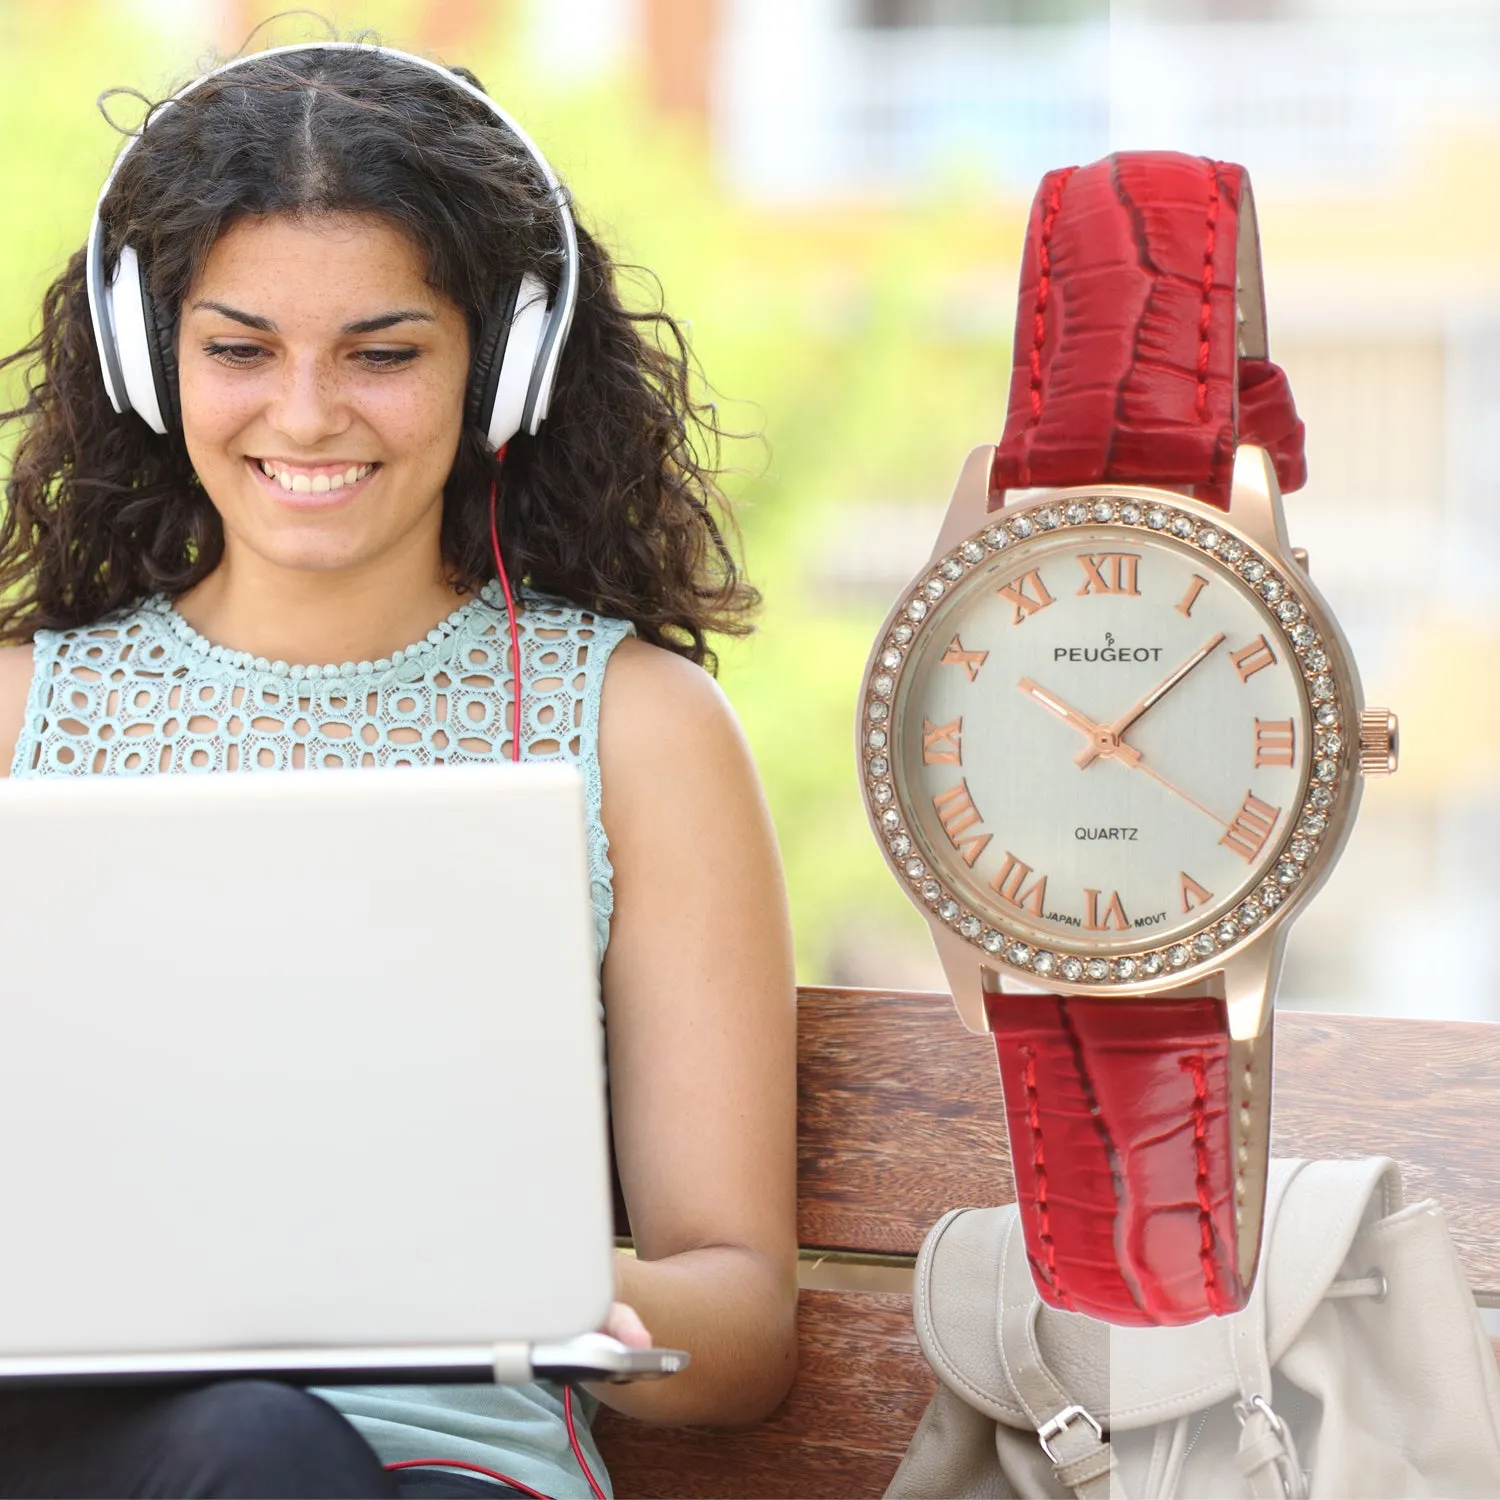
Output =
[{"x1": 855, "y1": 443, "x2": 1381, "y2": 1047}]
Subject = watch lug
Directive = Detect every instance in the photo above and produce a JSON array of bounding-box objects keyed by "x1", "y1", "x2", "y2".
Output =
[
  {"x1": 1216, "y1": 927, "x2": 1286, "y2": 1043},
  {"x1": 929, "y1": 922, "x2": 993, "y2": 1034},
  {"x1": 928, "y1": 444, "x2": 996, "y2": 566},
  {"x1": 1226, "y1": 444, "x2": 1293, "y2": 561}
]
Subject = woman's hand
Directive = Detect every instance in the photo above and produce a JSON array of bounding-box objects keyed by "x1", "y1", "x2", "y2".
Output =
[{"x1": 602, "y1": 1301, "x2": 652, "y2": 1349}]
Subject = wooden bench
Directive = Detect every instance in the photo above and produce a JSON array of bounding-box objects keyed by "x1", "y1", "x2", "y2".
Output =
[{"x1": 594, "y1": 986, "x2": 1500, "y2": 1498}]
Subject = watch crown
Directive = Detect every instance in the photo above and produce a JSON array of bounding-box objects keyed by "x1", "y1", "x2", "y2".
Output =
[{"x1": 1358, "y1": 709, "x2": 1398, "y2": 776}]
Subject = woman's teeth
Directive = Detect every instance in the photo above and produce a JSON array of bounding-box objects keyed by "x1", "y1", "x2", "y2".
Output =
[{"x1": 258, "y1": 461, "x2": 375, "y2": 494}]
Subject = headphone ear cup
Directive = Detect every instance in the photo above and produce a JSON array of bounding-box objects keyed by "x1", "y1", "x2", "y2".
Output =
[
  {"x1": 106, "y1": 245, "x2": 171, "y2": 436},
  {"x1": 472, "y1": 272, "x2": 551, "y2": 454},
  {"x1": 467, "y1": 276, "x2": 524, "y2": 444},
  {"x1": 144, "y1": 275, "x2": 180, "y2": 433}
]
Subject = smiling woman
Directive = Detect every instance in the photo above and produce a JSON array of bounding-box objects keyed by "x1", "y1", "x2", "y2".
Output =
[{"x1": 0, "y1": 38, "x2": 795, "y2": 1500}]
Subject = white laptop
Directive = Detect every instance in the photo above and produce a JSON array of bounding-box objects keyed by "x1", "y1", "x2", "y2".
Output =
[{"x1": 0, "y1": 766, "x2": 685, "y2": 1387}]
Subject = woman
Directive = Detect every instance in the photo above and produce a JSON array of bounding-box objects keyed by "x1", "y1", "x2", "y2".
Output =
[{"x1": 0, "y1": 40, "x2": 796, "y2": 1500}]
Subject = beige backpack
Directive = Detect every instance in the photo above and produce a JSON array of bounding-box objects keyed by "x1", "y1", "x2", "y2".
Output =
[{"x1": 887, "y1": 1158, "x2": 1500, "y2": 1499}]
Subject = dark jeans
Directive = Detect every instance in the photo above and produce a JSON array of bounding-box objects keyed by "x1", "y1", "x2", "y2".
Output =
[{"x1": 0, "y1": 1381, "x2": 533, "y2": 1498}]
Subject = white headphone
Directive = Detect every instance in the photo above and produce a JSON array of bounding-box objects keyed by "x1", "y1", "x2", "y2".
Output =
[{"x1": 85, "y1": 41, "x2": 580, "y2": 453}]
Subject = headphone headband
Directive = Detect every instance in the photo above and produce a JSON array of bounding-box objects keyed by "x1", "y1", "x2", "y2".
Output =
[{"x1": 86, "y1": 41, "x2": 579, "y2": 445}]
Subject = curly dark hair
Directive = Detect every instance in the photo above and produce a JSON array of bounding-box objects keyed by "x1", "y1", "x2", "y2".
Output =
[{"x1": 0, "y1": 43, "x2": 757, "y2": 668}]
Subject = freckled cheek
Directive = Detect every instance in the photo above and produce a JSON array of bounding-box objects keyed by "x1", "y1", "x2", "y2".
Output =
[
  {"x1": 178, "y1": 372, "x2": 265, "y2": 460},
  {"x1": 363, "y1": 379, "x2": 468, "y2": 464}
]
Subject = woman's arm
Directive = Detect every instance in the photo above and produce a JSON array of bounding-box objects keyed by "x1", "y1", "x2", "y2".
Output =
[
  {"x1": 0, "y1": 646, "x2": 33, "y2": 778},
  {"x1": 593, "y1": 636, "x2": 798, "y2": 1428}
]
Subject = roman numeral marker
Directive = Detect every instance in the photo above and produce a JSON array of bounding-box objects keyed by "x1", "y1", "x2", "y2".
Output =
[
  {"x1": 1229, "y1": 634, "x2": 1278, "y2": 683},
  {"x1": 1175, "y1": 574, "x2": 1210, "y2": 618},
  {"x1": 931, "y1": 780, "x2": 991, "y2": 867},
  {"x1": 1084, "y1": 888, "x2": 1130, "y2": 932},
  {"x1": 1220, "y1": 792, "x2": 1281, "y2": 863},
  {"x1": 1253, "y1": 718, "x2": 1296, "y2": 768},
  {"x1": 1180, "y1": 871, "x2": 1214, "y2": 913},
  {"x1": 995, "y1": 569, "x2": 1056, "y2": 625},
  {"x1": 991, "y1": 852, "x2": 1048, "y2": 917},
  {"x1": 1076, "y1": 552, "x2": 1141, "y2": 597},
  {"x1": 922, "y1": 717, "x2": 962, "y2": 765},
  {"x1": 940, "y1": 635, "x2": 989, "y2": 684}
]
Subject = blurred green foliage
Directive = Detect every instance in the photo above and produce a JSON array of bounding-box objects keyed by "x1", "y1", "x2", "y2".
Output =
[{"x1": 0, "y1": 0, "x2": 1024, "y2": 983}]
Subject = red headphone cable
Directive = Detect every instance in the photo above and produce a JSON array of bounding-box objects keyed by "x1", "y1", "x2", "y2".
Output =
[
  {"x1": 488, "y1": 447, "x2": 523, "y2": 766},
  {"x1": 384, "y1": 1387, "x2": 606, "y2": 1499}
]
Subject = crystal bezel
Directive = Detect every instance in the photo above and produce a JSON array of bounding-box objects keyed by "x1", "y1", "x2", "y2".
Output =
[{"x1": 857, "y1": 486, "x2": 1359, "y2": 992}]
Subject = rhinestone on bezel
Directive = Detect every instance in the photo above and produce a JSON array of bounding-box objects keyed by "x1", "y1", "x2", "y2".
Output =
[
  {"x1": 982, "y1": 930, "x2": 1005, "y2": 954},
  {"x1": 907, "y1": 600, "x2": 928, "y2": 621},
  {"x1": 1145, "y1": 507, "x2": 1168, "y2": 530},
  {"x1": 924, "y1": 578, "x2": 945, "y2": 601},
  {"x1": 869, "y1": 755, "x2": 888, "y2": 776},
  {"x1": 1119, "y1": 503, "x2": 1142, "y2": 524},
  {"x1": 880, "y1": 807, "x2": 898, "y2": 830},
  {"x1": 940, "y1": 559, "x2": 964, "y2": 581},
  {"x1": 1009, "y1": 517, "x2": 1035, "y2": 540},
  {"x1": 1168, "y1": 944, "x2": 1191, "y2": 967},
  {"x1": 1092, "y1": 500, "x2": 1116, "y2": 522},
  {"x1": 1112, "y1": 957, "x2": 1137, "y2": 980},
  {"x1": 1277, "y1": 860, "x2": 1301, "y2": 886},
  {"x1": 880, "y1": 649, "x2": 901, "y2": 670},
  {"x1": 961, "y1": 541, "x2": 985, "y2": 564},
  {"x1": 867, "y1": 728, "x2": 887, "y2": 750},
  {"x1": 1006, "y1": 941, "x2": 1032, "y2": 966},
  {"x1": 1036, "y1": 508, "x2": 1060, "y2": 531},
  {"x1": 1140, "y1": 952, "x2": 1165, "y2": 976},
  {"x1": 1290, "y1": 837, "x2": 1311, "y2": 862},
  {"x1": 1193, "y1": 932, "x2": 1217, "y2": 957},
  {"x1": 873, "y1": 674, "x2": 893, "y2": 697},
  {"x1": 1310, "y1": 786, "x2": 1333, "y2": 809},
  {"x1": 872, "y1": 782, "x2": 892, "y2": 804},
  {"x1": 1059, "y1": 957, "x2": 1084, "y2": 981},
  {"x1": 1170, "y1": 516, "x2": 1194, "y2": 538},
  {"x1": 1217, "y1": 921, "x2": 1238, "y2": 944},
  {"x1": 867, "y1": 700, "x2": 888, "y2": 721},
  {"x1": 937, "y1": 899, "x2": 960, "y2": 922},
  {"x1": 1085, "y1": 958, "x2": 1109, "y2": 981},
  {"x1": 1063, "y1": 501, "x2": 1088, "y2": 525},
  {"x1": 1316, "y1": 704, "x2": 1338, "y2": 728},
  {"x1": 1032, "y1": 951, "x2": 1057, "y2": 975},
  {"x1": 1240, "y1": 558, "x2": 1266, "y2": 583},
  {"x1": 958, "y1": 915, "x2": 982, "y2": 939},
  {"x1": 893, "y1": 622, "x2": 914, "y2": 645},
  {"x1": 905, "y1": 858, "x2": 925, "y2": 880},
  {"x1": 983, "y1": 526, "x2": 1008, "y2": 549},
  {"x1": 1197, "y1": 528, "x2": 1221, "y2": 551},
  {"x1": 921, "y1": 879, "x2": 942, "y2": 902},
  {"x1": 889, "y1": 834, "x2": 911, "y2": 858}
]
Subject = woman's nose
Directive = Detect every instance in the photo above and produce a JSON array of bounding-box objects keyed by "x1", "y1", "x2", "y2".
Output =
[{"x1": 266, "y1": 354, "x2": 351, "y2": 447}]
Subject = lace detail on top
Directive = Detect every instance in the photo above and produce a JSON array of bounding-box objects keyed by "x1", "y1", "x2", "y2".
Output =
[{"x1": 11, "y1": 585, "x2": 633, "y2": 961}]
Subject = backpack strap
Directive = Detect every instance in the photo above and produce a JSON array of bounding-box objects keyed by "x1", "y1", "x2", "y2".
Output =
[{"x1": 998, "y1": 1213, "x2": 1119, "y2": 1498}]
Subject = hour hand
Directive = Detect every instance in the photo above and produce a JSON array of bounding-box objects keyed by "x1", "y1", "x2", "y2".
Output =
[{"x1": 1016, "y1": 678, "x2": 1141, "y2": 768}]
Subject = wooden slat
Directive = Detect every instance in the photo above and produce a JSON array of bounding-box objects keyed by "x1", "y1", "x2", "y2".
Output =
[
  {"x1": 595, "y1": 1289, "x2": 931, "y2": 1500},
  {"x1": 795, "y1": 988, "x2": 1500, "y2": 1296}
]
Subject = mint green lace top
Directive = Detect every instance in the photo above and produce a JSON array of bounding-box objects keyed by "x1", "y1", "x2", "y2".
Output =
[{"x1": 10, "y1": 584, "x2": 635, "y2": 1498}]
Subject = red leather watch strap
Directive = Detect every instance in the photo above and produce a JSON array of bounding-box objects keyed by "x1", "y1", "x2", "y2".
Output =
[
  {"x1": 984, "y1": 985, "x2": 1256, "y2": 1327},
  {"x1": 991, "y1": 153, "x2": 1306, "y2": 509}
]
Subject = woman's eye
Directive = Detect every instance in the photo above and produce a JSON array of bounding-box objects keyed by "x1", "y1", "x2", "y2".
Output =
[
  {"x1": 203, "y1": 342, "x2": 268, "y2": 368},
  {"x1": 355, "y1": 348, "x2": 420, "y2": 370}
]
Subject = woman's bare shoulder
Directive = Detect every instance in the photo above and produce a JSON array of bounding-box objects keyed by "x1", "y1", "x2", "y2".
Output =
[{"x1": 0, "y1": 644, "x2": 36, "y2": 779}]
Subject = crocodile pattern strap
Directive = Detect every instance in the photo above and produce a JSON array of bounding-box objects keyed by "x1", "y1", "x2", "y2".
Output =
[
  {"x1": 983, "y1": 984, "x2": 1267, "y2": 1326},
  {"x1": 990, "y1": 153, "x2": 1306, "y2": 510}
]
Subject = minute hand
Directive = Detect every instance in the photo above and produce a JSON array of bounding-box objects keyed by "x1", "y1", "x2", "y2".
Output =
[{"x1": 1074, "y1": 631, "x2": 1227, "y2": 769}]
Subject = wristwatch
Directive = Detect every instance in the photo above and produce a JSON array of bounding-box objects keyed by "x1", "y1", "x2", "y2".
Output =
[{"x1": 857, "y1": 152, "x2": 1398, "y2": 1327}]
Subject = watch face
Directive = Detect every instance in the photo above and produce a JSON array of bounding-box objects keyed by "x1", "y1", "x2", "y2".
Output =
[{"x1": 861, "y1": 492, "x2": 1358, "y2": 990}]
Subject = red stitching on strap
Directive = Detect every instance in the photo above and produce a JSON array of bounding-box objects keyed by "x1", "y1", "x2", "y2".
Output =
[
  {"x1": 1020, "y1": 1045, "x2": 1073, "y2": 1309},
  {"x1": 1182, "y1": 1054, "x2": 1225, "y2": 1315},
  {"x1": 1195, "y1": 163, "x2": 1221, "y2": 422},
  {"x1": 1027, "y1": 167, "x2": 1077, "y2": 430}
]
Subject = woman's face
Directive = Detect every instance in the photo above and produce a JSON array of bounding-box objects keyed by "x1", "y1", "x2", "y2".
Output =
[{"x1": 177, "y1": 212, "x2": 471, "y2": 578}]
